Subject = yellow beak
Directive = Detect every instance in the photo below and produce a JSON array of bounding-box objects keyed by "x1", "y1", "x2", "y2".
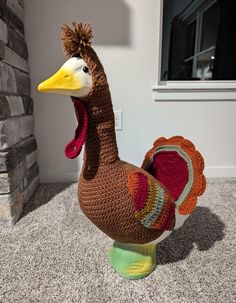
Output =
[{"x1": 38, "y1": 66, "x2": 82, "y2": 95}]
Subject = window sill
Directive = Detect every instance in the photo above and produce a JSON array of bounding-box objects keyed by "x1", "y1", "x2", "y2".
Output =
[{"x1": 153, "y1": 81, "x2": 236, "y2": 101}]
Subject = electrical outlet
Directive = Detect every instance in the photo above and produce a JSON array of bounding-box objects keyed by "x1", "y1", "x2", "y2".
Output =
[{"x1": 114, "y1": 110, "x2": 123, "y2": 131}]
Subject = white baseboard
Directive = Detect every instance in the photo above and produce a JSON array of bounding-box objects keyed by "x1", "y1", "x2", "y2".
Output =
[
  {"x1": 40, "y1": 166, "x2": 236, "y2": 183},
  {"x1": 40, "y1": 170, "x2": 80, "y2": 183},
  {"x1": 205, "y1": 166, "x2": 236, "y2": 178}
]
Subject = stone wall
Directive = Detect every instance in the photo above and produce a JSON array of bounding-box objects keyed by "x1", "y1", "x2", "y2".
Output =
[{"x1": 0, "y1": 0, "x2": 39, "y2": 223}]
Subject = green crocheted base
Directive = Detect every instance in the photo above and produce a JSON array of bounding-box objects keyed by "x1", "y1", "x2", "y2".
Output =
[{"x1": 108, "y1": 241, "x2": 157, "y2": 280}]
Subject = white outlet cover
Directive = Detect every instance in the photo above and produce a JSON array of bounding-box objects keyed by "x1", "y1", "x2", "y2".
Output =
[{"x1": 114, "y1": 110, "x2": 123, "y2": 131}]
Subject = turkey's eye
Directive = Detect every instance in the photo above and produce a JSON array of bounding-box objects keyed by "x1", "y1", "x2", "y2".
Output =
[{"x1": 82, "y1": 66, "x2": 89, "y2": 73}]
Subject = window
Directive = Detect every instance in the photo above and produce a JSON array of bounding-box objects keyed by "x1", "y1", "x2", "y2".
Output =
[
  {"x1": 154, "y1": 0, "x2": 236, "y2": 100},
  {"x1": 186, "y1": 2, "x2": 220, "y2": 80}
]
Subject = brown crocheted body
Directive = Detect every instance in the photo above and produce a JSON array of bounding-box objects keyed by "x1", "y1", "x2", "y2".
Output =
[{"x1": 79, "y1": 161, "x2": 163, "y2": 244}]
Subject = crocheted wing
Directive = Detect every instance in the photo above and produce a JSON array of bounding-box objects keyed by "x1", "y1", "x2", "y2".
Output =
[{"x1": 127, "y1": 171, "x2": 176, "y2": 231}]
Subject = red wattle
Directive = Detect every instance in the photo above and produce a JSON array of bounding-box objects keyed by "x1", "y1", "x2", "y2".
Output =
[{"x1": 65, "y1": 101, "x2": 88, "y2": 159}]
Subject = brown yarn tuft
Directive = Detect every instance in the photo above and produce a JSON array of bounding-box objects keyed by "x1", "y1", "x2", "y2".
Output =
[{"x1": 61, "y1": 22, "x2": 93, "y2": 57}]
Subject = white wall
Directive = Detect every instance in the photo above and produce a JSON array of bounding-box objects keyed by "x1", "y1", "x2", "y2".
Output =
[{"x1": 24, "y1": 0, "x2": 236, "y2": 182}]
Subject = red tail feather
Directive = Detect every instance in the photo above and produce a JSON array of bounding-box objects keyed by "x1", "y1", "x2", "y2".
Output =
[{"x1": 142, "y1": 136, "x2": 206, "y2": 215}]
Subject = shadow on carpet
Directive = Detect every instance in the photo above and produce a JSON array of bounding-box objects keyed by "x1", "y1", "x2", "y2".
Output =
[
  {"x1": 157, "y1": 206, "x2": 225, "y2": 264},
  {"x1": 21, "y1": 183, "x2": 73, "y2": 219}
]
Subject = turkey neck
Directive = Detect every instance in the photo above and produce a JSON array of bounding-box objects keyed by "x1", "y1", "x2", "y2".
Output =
[{"x1": 82, "y1": 91, "x2": 119, "y2": 179}]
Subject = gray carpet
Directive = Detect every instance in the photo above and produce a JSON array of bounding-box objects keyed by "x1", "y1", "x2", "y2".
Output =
[{"x1": 0, "y1": 179, "x2": 236, "y2": 303}]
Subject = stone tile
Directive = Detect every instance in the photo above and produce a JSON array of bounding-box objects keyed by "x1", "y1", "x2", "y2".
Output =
[
  {"x1": 0, "y1": 172, "x2": 12, "y2": 193},
  {"x1": 0, "y1": 1, "x2": 38, "y2": 225},
  {"x1": 6, "y1": 95, "x2": 24, "y2": 116},
  {"x1": 14, "y1": 68, "x2": 30, "y2": 95},
  {"x1": 0, "y1": 2, "x2": 24, "y2": 35},
  {"x1": 17, "y1": 160, "x2": 27, "y2": 191},
  {"x1": 0, "y1": 117, "x2": 21, "y2": 150},
  {"x1": 19, "y1": 115, "x2": 34, "y2": 139},
  {"x1": 0, "y1": 138, "x2": 34, "y2": 172},
  {"x1": 0, "y1": 160, "x2": 28, "y2": 194},
  {"x1": 24, "y1": 163, "x2": 39, "y2": 189},
  {"x1": 0, "y1": 199, "x2": 11, "y2": 222},
  {"x1": 6, "y1": 0, "x2": 24, "y2": 21},
  {"x1": 22, "y1": 96, "x2": 33, "y2": 114},
  {"x1": 0, "y1": 96, "x2": 11, "y2": 119},
  {"x1": 0, "y1": 61, "x2": 17, "y2": 93},
  {"x1": 26, "y1": 150, "x2": 37, "y2": 169},
  {"x1": 22, "y1": 175, "x2": 39, "y2": 204},
  {"x1": 0, "y1": 188, "x2": 23, "y2": 223},
  {"x1": 0, "y1": 149, "x2": 18, "y2": 172},
  {"x1": 3, "y1": 46, "x2": 29, "y2": 72},
  {"x1": 17, "y1": 0, "x2": 24, "y2": 8},
  {"x1": 8, "y1": 27, "x2": 28, "y2": 59},
  {"x1": 0, "y1": 18, "x2": 8, "y2": 43},
  {"x1": 21, "y1": 136, "x2": 37, "y2": 156},
  {"x1": 0, "y1": 40, "x2": 5, "y2": 59}
]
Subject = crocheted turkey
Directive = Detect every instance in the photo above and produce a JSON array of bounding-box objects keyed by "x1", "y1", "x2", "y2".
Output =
[{"x1": 38, "y1": 22, "x2": 206, "y2": 279}]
